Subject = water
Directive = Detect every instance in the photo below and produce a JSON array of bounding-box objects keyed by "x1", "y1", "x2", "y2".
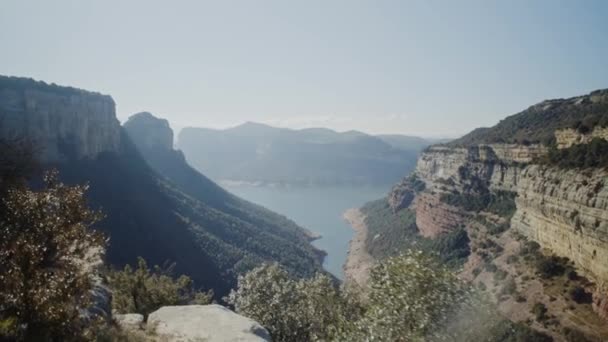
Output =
[{"x1": 224, "y1": 184, "x2": 389, "y2": 279}]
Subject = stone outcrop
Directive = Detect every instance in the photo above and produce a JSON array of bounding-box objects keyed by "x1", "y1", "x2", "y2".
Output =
[
  {"x1": 399, "y1": 144, "x2": 539, "y2": 237},
  {"x1": 511, "y1": 165, "x2": 608, "y2": 283},
  {"x1": 147, "y1": 305, "x2": 271, "y2": 341},
  {"x1": 0, "y1": 76, "x2": 121, "y2": 162},
  {"x1": 391, "y1": 140, "x2": 608, "y2": 319},
  {"x1": 387, "y1": 179, "x2": 416, "y2": 212},
  {"x1": 555, "y1": 127, "x2": 608, "y2": 149},
  {"x1": 123, "y1": 112, "x2": 173, "y2": 150},
  {"x1": 414, "y1": 192, "x2": 466, "y2": 238}
]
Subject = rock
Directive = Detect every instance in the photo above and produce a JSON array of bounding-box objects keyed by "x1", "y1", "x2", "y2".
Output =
[
  {"x1": 387, "y1": 181, "x2": 416, "y2": 212},
  {"x1": 123, "y1": 112, "x2": 174, "y2": 150},
  {"x1": 0, "y1": 76, "x2": 121, "y2": 162},
  {"x1": 511, "y1": 165, "x2": 608, "y2": 284},
  {"x1": 147, "y1": 305, "x2": 271, "y2": 341},
  {"x1": 115, "y1": 313, "x2": 144, "y2": 329},
  {"x1": 555, "y1": 127, "x2": 608, "y2": 149}
]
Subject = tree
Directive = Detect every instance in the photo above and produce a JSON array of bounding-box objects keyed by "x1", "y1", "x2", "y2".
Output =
[
  {"x1": 108, "y1": 257, "x2": 212, "y2": 319},
  {"x1": 0, "y1": 171, "x2": 105, "y2": 340},
  {"x1": 343, "y1": 250, "x2": 466, "y2": 342},
  {"x1": 227, "y1": 264, "x2": 358, "y2": 342}
]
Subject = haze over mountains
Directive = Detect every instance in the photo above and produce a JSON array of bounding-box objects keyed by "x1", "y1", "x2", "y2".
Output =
[
  {"x1": 178, "y1": 122, "x2": 435, "y2": 186},
  {"x1": 0, "y1": 76, "x2": 325, "y2": 297}
]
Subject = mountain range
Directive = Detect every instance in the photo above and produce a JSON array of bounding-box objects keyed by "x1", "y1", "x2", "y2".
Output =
[{"x1": 177, "y1": 122, "x2": 434, "y2": 186}]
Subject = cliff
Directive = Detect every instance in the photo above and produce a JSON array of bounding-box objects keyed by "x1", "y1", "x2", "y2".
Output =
[
  {"x1": 0, "y1": 76, "x2": 325, "y2": 298},
  {"x1": 0, "y1": 76, "x2": 120, "y2": 161},
  {"x1": 368, "y1": 88, "x2": 608, "y2": 339}
]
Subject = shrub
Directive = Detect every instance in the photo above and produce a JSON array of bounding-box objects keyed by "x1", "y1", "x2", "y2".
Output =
[
  {"x1": 569, "y1": 286, "x2": 592, "y2": 304},
  {"x1": 532, "y1": 303, "x2": 548, "y2": 321},
  {"x1": 0, "y1": 171, "x2": 105, "y2": 340},
  {"x1": 494, "y1": 269, "x2": 508, "y2": 281},
  {"x1": 485, "y1": 263, "x2": 498, "y2": 273},
  {"x1": 500, "y1": 278, "x2": 517, "y2": 296},
  {"x1": 227, "y1": 264, "x2": 356, "y2": 342},
  {"x1": 563, "y1": 327, "x2": 592, "y2": 342},
  {"x1": 536, "y1": 256, "x2": 566, "y2": 279},
  {"x1": 108, "y1": 258, "x2": 212, "y2": 319}
]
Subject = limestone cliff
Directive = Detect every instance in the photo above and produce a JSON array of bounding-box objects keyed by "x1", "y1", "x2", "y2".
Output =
[
  {"x1": 511, "y1": 165, "x2": 608, "y2": 283},
  {"x1": 0, "y1": 76, "x2": 121, "y2": 162},
  {"x1": 123, "y1": 112, "x2": 173, "y2": 150}
]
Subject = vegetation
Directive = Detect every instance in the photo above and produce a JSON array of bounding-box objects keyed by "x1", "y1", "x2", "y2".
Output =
[
  {"x1": 361, "y1": 198, "x2": 470, "y2": 266},
  {"x1": 440, "y1": 190, "x2": 517, "y2": 218},
  {"x1": 569, "y1": 286, "x2": 592, "y2": 304},
  {"x1": 541, "y1": 138, "x2": 608, "y2": 169},
  {"x1": 227, "y1": 264, "x2": 358, "y2": 342},
  {"x1": 535, "y1": 255, "x2": 567, "y2": 279},
  {"x1": 0, "y1": 171, "x2": 105, "y2": 340},
  {"x1": 532, "y1": 303, "x2": 548, "y2": 322},
  {"x1": 108, "y1": 257, "x2": 213, "y2": 319},
  {"x1": 449, "y1": 89, "x2": 608, "y2": 146},
  {"x1": 229, "y1": 251, "x2": 552, "y2": 342}
]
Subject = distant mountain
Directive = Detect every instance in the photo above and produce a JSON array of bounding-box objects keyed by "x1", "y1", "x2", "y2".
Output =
[
  {"x1": 0, "y1": 76, "x2": 324, "y2": 297},
  {"x1": 177, "y1": 122, "x2": 430, "y2": 186}
]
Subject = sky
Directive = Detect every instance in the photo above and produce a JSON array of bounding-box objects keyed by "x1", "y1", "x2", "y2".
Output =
[{"x1": 1, "y1": 1, "x2": 607, "y2": 138}]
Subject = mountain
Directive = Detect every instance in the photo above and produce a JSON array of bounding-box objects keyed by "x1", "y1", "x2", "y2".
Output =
[
  {"x1": 0, "y1": 76, "x2": 324, "y2": 297},
  {"x1": 449, "y1": 89, "x2": 608, "y2": 146},
  {"x1": 375, "y1": 134, "x2": 436, "y2": 152},
  {"x1": 177, "y1": 122, "x2": 430, "y2": 186},
  {"x1": 356, "y1": 88, "x2": 608, "y2": 340}
]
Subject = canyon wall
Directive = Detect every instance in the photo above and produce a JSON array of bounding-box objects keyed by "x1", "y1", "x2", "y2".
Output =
[
  {"x1": 0, "y1": 77, "x2": 121, "y2": 162},
  {"x1": 391, "y1": 142, "x2": 608, "y2": 287},
  {"x1": 555, "y1": 127, "x2": 608, "y2": 149},
  {"x1": 511, "y1": 165, "x2": 608, "y2": 283}
]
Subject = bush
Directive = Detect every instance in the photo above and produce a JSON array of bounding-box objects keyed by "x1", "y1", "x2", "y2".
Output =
[
  {"x1": 0, "y1": 171, "x2": 105, "y2": 340},
  {"x1": 500, "y1": 278, "x2": 517, "y2": 296},
  {"x1": 542, "y1": 138, "x2": 608, "y2": 169},
  {"x1": 229, "y1": 264, "x2": 362, "y2": 342},
  {"x1": 569, "y1": 286, "x2": 592, "y2": 304},
  {"x1": 532, "y1": 303, "x2": 548, "y2": 321},
  {"x1": 108, "y1": 257, "x2": 212, "y2": 319},
  {"x1": 494, "y1": 269, "x2": 508, "y2": 281},
  {"x1": 563, "y1": 327, "x2": 592, "y2": 342},
  {"x1": 536, "y1": 256, "x2": 566, "y2": 279}
]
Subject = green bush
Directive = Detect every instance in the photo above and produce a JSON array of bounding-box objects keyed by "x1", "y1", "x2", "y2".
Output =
[
  {"x1": 542, "y1": 138, "x2": 608, "y2": 169},
  {"x1": 108, "y1": 257, "x2": 212, "y2": 319},
  {"x1": 227, "y1": 263, "x2": 358, "y2": 342},
  {"x1": 569, "y1": 286, "x2": 592, "y2": 304},
  {"x1": 563, "y1": 327, "x2": 592, "y2": 342},
  {"x1": 532, "y1": 303, "x2": 548, "y2": 321},
  {"x1": 536, "y1": 256, "x2": 566, "y2": 279},
  {"x1": 0, "y1": 171, "x2": 105, "y2": 341}
]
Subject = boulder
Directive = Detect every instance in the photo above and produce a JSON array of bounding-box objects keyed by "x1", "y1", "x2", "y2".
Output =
[{"x1": 147, "y1": 305, "x2": 271, "y2": 341}]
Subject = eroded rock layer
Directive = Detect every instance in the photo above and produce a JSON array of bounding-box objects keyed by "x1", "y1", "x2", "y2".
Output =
[{"x1": 0, "y1": 77, "x2": 120, "y2": 161}]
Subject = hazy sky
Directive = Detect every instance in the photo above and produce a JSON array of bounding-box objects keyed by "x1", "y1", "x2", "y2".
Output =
[{"x1": 1, "y1": 1, "x2": 607, "y2": 137}]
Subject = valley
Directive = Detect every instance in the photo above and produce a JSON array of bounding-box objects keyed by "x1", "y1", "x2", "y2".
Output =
[{"x1": 223, "y1": 183, "x2": 389, "y2": 279}]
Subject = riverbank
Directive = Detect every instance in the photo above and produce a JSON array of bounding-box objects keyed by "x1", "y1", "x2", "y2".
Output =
[{"x1": 343, "y1": 208, "x2": 374, "y2": 288}]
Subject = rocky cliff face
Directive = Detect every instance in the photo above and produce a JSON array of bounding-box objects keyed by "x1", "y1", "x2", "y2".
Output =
[
  {"x1": 555, "y1": 127, "x2": 608, "y2": 149},
  {"x1": 387, "y1": 138, "x2": 608, "y2": 325},
  {"x1": 390, "y1": 144, "x2": 543, "y2": 237},
  {"x1": 511, "y1": 165, "x2": 608, "y2": 283},
  {"x1": 123, "y1": 112, "x2": 173, "y2": 150},
  {"x1": 0, "y1": 76, "x2": 121, "y2": 162}
]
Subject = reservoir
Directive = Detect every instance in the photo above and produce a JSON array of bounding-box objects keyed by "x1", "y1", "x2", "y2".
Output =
[{"x1": 223, "y1": 184, "x2": 388, "y2": 279}]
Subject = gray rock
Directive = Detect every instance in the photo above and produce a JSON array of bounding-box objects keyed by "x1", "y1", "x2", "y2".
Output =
[
  {"x1": 147, "y1": 304, "x2": 271, "y2": 342},
  {"x1": 114, "y1": 313, "x2": 144, "y2": 329}
]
